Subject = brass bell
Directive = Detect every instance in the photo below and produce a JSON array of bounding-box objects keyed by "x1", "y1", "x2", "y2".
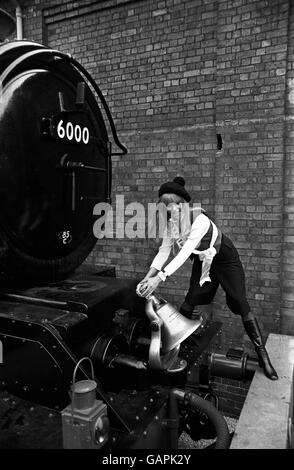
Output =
[
  {"x1": 148, "y1": 295, "x2": 201, "y2": 352},
  {"x1": 145, "y1": 295, "x2": 202, "y2": 370}
]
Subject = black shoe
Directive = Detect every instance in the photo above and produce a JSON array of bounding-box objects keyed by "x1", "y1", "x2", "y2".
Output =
[{"x1": 243, "y1": 317, "x2": 278, "y2": 381}]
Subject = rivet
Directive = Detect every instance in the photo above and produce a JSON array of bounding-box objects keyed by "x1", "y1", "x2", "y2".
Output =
[
  {"x1": 143, "y1": 431, "x2": 147, "y2": 437},
  {"x1": 112, "y1": 437, "x2": 116, "y2": 442},
  {"x1": 143, "y1": 406, "x2": 147, "y2": 411},
  {"x1": 136, "y1": 416, "x2": 140, "y2": 421},
  {"x1": 154, "y1": 416, "x2": 159, "y2": 421},
  {"x1": 150, "y1": 398, "x2": 154, "y2": 403}
]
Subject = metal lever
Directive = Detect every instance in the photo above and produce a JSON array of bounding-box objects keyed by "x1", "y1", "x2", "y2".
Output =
[
  {"x1": 59, "y1": 155, "x2": 107, "y2": 212},
  {"x1": 65, "y1": 161, "x2": 106, "y2": 172},
  {"x1": 59, "y1": 92, "x2": 66, "y2": 112},
  {"x1": 71, "y1": 171, "x2": 76, "y2": 212},
  {"x1": 59, "y1": 156, "x2": 106, "y2": 173},
  {"x1": 76, "y1": 82, "x2": 85, "y2": 107}
]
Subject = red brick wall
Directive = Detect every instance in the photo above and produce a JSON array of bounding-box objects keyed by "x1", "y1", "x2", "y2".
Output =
[{"x1": 5, "y1": 0, "x2": 294, "y2": 415}]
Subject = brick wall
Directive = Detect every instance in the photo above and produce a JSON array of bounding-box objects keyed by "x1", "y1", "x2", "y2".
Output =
[
  {"x1": 282, "y1": 0, "x2": 294, "y2": 336},
  {"x1": 4, "y1": 0, "x2": 294, "y2": 417}
]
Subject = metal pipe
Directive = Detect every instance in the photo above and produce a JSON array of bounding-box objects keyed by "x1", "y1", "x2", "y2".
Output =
[
  {"x1": 172, "y1": 388, "x2": 231, "y2": 449},
  {"x1": 209, "y1": 352, "x2": 259, "y2": 382},
  {"x1": 15, "y1": 4, "x2": 23, "y2": 40},
  {"x1": 167, "y1": 391, "x2": 179, "y2": 449}
]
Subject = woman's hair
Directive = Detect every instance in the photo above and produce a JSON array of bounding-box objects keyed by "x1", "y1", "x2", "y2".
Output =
[
  {"x1": 148, "y1": 195, "x2": 191, "y2": 242},
  {"x1": 159, "y1": 193, "x2": 184, "y2": 205}
]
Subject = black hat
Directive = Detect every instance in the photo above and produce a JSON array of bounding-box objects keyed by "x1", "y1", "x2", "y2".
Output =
[{"x1": 158, "y1": 176, "x2": 191, "y2": 202}]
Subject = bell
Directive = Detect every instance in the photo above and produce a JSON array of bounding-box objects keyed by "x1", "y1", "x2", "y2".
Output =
[
  {"x1": 0, "y1": 9, "x2": 16, "y2": 41},
  {"x1": 147, "y1": 295, "x2": 202, "y2": 353}
]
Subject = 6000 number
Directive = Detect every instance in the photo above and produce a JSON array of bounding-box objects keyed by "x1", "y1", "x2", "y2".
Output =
[{"x1": 57, "y1": 120, "x2": 90, "y2": 145}]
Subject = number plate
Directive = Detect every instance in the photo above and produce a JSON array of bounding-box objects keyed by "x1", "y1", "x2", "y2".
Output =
[{"x1": 46, "y1": 111, "x2": 92, "y2": 146}]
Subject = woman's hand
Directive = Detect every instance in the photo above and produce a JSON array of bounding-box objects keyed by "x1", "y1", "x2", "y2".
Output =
[
  {"x1": 136, "y1": 280, "x2": 147, "y2": 297},
  {"x1": 136, "y1": 276, "x2": 161, "y2": 298}
]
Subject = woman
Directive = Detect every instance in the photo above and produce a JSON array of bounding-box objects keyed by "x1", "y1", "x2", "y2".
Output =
[{"x1": 137, "y1": 176, "x2": 278, "y2": 380}]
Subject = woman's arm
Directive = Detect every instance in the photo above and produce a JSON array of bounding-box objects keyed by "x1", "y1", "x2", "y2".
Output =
[
  {"x1": 149, "y1": 232, "x2": 173, "y2": 272},
  {"x1": 136, "y1": 230, "x2": 172, "y2": 296},
  {"x1": 142, "y1": 267, "x2": 160, "y2": 280}
]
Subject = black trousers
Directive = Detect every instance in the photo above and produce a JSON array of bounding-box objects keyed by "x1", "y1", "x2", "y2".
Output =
[{"x1": 180, "y1": 234, "x2": 251, "y2": 318}]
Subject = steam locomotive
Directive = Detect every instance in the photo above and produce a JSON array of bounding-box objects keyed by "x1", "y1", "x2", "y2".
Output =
[{"x1": 0, "y1": 39, "x2": 256, "y2": 450}]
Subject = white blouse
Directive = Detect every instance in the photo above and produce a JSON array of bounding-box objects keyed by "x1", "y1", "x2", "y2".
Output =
[{"x1": 151, "y1": 212, "x2": 219, "y2": 286}]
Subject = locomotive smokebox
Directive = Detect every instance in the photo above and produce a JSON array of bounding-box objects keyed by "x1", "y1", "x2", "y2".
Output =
[{"x1": 0, "y1": 40, "x2": 126, "y2": 285}]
